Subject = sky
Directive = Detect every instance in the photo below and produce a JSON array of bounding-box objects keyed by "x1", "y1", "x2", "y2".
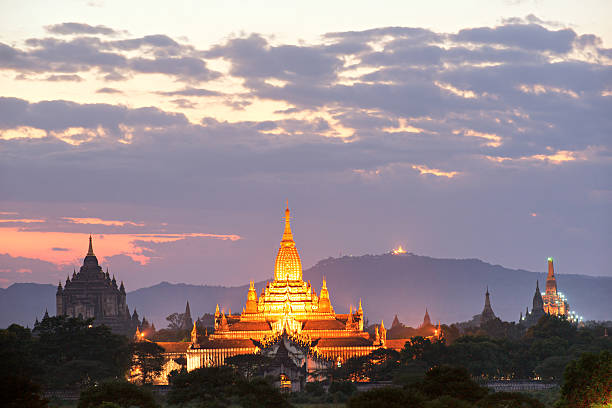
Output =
[{"x1": 0, "y1": 0, "x2": 611, "y2": 290}]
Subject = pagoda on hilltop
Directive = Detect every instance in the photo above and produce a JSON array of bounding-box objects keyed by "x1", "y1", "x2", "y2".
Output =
[
  {"x1": 186, "y1": 204, "x2": 385, "y2": 376},
  {"x1": 521, "y1": 258, "x2": 570, "y2": 327},
  {"x1": 542, "y1": 258, "x2": 570, "y2": 316},
  {"x1": 55, "y1": 236, "x2": 141, "y2": 335}
]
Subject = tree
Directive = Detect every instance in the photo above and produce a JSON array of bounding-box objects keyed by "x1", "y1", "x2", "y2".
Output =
[
  {"x1": 168, "y1": 366, "x2": 291, "y2": 407},
  {"x1": 416, "y1": 365, "x2": 488, "y2": 403},
  {"x1": 237, "y1": 377, "x2": 292, "y2": 408},
  {"x1": 167, "y1": 366, "x2": 240, "y2": 406},
  {"x1": 534, "y1": 355, "x2": 571, "y2": 381},
  {"x1": 225, "y1": 353, "x2": 273, "y2": 380},
  {"x1": 347, "y1": 387, "x2": 424, "y2": 408},
  {"x1": 77, "y1": 380, "x2": 158, "y2": 408},
  {"x1": 130, "y1": 341, "x2": 165, "y2": 385},
  {"x1": 525, "y1": 315, "x2": 576, "y2": 341},
  {"x1": 444, "y1": 336, "x2": 508, "y2": 379},
  {"x1": 0, "y1": 324, "x2": 39, "y2": 380},
  {"x1": 476, "y1": 392, "x2": 544, "y2": 408},
  {"x1": 0, "y1": 375, "x2": 48, "y2": 408},
  {"x1": 33, "y1": 315, "x2": 131, "y2": 388},
  {"x1": 165, "y1": 312, "x2": 184, "y2": 330},
  {"x1": 558, "y1": 350, "x2": 612, "y2": 408},
  {"x1": 425, "y1": 395, "x2": 474, "y2": 408},
  {"x1": 400, "y1": 336, "x2": 446, "y2": 368}
]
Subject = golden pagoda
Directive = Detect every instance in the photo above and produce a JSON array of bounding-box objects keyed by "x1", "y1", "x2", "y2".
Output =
[
  {"x1": 542, "y1": 258, "x2": 570, "y2": 316},
  {"x1": 186, "y1": 203, "x2": 382, "y2": 371}
]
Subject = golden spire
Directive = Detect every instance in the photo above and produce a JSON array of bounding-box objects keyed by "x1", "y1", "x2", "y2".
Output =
[
  {"x1": 357, "y1": 298, "x2": 363, "y2": 315},
  {"x1": 87, "y1": 235, "x2": 95, "y2": 256},
  {"x1": 274, "y1": 202, "x2": 303, "y2": 281},
  {"x1": 320, "y1": 278, "x2": 329, "y2": 299},
  {"x1": 281, "y1": 201, "x2": 295, "y2": 248},
  {"x1": 191, "y1": 321, "x2": 198, "y2": 345}
]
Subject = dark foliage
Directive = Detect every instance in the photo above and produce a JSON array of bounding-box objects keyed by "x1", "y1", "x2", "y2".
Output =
[
  {"x1": 416, "y1": 365, "x2": 488, "y2": 403},
  {"x1": 225, "y1": 353, "x2": 273, "y2": 380},
  {"x1": 347, "y1": 387, "x2": 424, "y2": 408},
  {"x1": 337, "y1": 315, "x2": 612, "y2": 383},
  {"x1": 0, "y1": 375, "x2": 49, "y2": 408},
  {"x1": 77, "y1": 380, "x2": 158, "y2": 408},
  {"x1": 475, "y1": 392, "x2": 545, "y2": 408},
  {"x1": 168, "y1": 365, "x2": 291, "y2": 407},
  {"x1": 237, "y1": 377, "x2": 292, "y2": 408},
  {"x1": 129, "y1": 341, "x2": 165, "y2": 385},
  {"x1": 558, "y1": 350, "x2": 612, "y2": 408},
  {"x1": 0, "y1": 316, "x2": 131, "y2": 389},
  {"x1": 149, "y1": 327, "x2": 190, "y2": 342}
]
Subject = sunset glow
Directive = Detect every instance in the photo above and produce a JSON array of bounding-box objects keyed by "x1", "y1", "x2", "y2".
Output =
[{"x1": 0, "y1": 0, "x2": 610, "y2": 291}]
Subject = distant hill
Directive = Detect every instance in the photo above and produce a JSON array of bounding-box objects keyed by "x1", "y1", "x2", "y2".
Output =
[
  {"x1": 0, "y1": 283, "x2": 57, "y2": 328},
  {"x1": 2, "y1": 253, "x2": 611, "y2": 329}
]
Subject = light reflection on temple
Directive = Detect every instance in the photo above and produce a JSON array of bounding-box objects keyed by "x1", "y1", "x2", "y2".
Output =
[{"x1": 186, "y1": 204, "x2": 390, "y2": 387}]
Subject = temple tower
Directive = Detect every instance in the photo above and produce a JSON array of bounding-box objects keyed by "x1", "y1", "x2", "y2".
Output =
[
  {"x1": 318, "y1": 278, "x2": 332, "y2": 313},
  {"x1": 246, "y1": 281, "x2": 258, "y2": 313},
  {"x1": 532, "y1": 281, "x2": 544, "y2": 312},
  {"x1": 420, "y1": 308, "x2": 432, "y2": 328},
  {"x1": 56, "y1": 236, "x2": 137, "y2": 335},
  {"x1": 545, "y1": 258, "x2": 558, "y2": 295},
  {"x1": 542, "y1": 257, "x2": 569, "y2": 316},
  {"x1": 480, "y1": 286, "x2": 497, "y2": 323},
  {"x1": 274, "y1": 203, "x2": 302, "y2": 282}
]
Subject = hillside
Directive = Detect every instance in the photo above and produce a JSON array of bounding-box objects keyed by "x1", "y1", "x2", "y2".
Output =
[{"x1": 2, "y1": 253, "x2": 610, "y2": 329}]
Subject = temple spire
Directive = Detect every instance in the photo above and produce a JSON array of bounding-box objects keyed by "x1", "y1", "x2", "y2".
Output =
[
  {"x1": 87, "y1": 235, "x2": 95, "y2": 256},
  {"x1": 481, "y1": 287, "x2": 496, "y2": 323},
  {"x1": 422, "y1": 308, "x2": 431, "y2": 327},
  {"x1": 546, "y1": 257, "x2": 558, "y2": 295},
  {"x1": 281, "y1": 201, "x2": 294, "y2": 247}
]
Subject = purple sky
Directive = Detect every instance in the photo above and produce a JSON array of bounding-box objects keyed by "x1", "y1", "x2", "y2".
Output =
[{"x1": 0, "y1": 10, "x2": 611, "y2": 291}]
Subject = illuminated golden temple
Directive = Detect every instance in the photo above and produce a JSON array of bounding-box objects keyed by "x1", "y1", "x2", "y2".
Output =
[
  {"x1": 186, "y1": 204, "x2": 383, "y2": 371},
  {"x1": 542, "y1": 257, "x2": 570, "y2": 316}
]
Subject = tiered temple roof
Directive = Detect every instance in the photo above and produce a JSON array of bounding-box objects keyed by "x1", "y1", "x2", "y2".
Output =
[
  {"x1": 187, "y1": 204, "x2": 382, "y2": 371},
  {"x1": 56, "y1": 236, "x2": 138, "y2": 335}
]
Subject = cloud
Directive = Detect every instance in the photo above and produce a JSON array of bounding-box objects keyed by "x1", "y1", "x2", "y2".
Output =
[
  {"x1": 206, "y1": 34, "x2": 342, "y2": 83},
  {"x1": 0, "y1": 20, "x2": 610, "y2": 285},
  {"x1": 171, "y1": 98, "x2": 197, "y2": 109},
  {"x1": 0, "y1": 32, "x2": 219, "y2": 82},
  {"x1": 96, "y1": 87, "x2": 122, "y2": 94},
  {"x1": 157, "y1": 87, "x2": 223, "y2": 97},
  {"x1": 0, "y1": 97, "x2": 188, "y2": 135},
  {"x1": 51, "y1": 247, "x2": 70, "y2": 251},
  {"x1": 45, "y1": 22, "x2": 119, "y2": 36},
  {"x1": 455, "y1": 24, "x2": 576, "y2": 53},
  {"x1": 44, "y1": 74, "x2": 83, "y2": 82},
  {"x1": 412, "y1": 164, "x2": 459, "y2": 178}
]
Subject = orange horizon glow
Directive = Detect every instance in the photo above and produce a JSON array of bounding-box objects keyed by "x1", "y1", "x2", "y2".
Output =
[
  {"x1": 0, "y1": 227, "x2": 241, "y2": 266},
  {"x1": 63, "y1": 217, "x2": 146, "y2": 227}
]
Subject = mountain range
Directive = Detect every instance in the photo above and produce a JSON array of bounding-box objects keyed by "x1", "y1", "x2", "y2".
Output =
[{"x1": 2, "y1": 253, "x2": 611, "y2": 329}]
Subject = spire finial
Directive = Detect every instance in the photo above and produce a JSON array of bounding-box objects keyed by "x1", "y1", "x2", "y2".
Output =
[
  {"x1": 87, "y1": 235, "x2": 95, "y2": 256},
  {"x1": 281, "y1": 201, "x2": 294, "y2": 246}
]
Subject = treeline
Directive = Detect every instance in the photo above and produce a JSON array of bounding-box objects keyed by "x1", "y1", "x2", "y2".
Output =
[
  {"x1": 1, "y1": 315, "x2": 610, "y2": 408},
  {"x1": 347, "y1": 315, "x2": 610, "y2": 382},
  {"x1": 1, "y1": 316, "x2": 131, "y2": 389},
  {"x1": 0, "y1": 315, "x2": 167, "y2": 407}
]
